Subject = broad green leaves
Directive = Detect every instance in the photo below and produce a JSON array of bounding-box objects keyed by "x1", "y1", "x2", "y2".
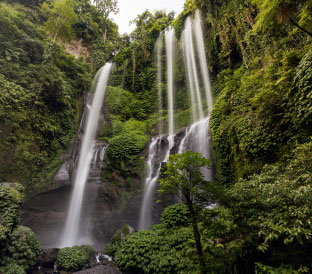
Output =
[{"x1": 227, "y1": 142, "x2": 312, "y2": 251}]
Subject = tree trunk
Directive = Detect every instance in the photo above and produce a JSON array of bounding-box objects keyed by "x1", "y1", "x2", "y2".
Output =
[
  {"x1": 104, "y1": 22, "x2": 107, "y2": 40},
  {"x1": 185, "y1": 195, "x2": 206, "y2": 274}
]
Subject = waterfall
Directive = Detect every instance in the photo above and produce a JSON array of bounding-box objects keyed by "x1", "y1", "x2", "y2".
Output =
[
  {"x1": 139, "y1": 11, "x2": 213, "y2": 230},
  {"x1": 165, "y1": 27, "x2": 175, "y2": 136},
  {"x1": 179, "y1": 10, "x2": 213, "y2": 180},
  {"x1": 182, "y1": 17, "x2": 204, "y2": 122},
  {"x1": 138, "y1": 137, "x2": 161, "y2": 231},
  {"x1": 178, "y1": 117, "x2": 212, "y2": 180},
  {"x1": 156, "y1": 33, "x2": 163, "y2": 135},
  {"x1": 60, "y1": 63, "x2": 112, "y2": 247},
  {"x1": 138, "y1": 28, "x2": 177, "y2": 230},
  {"x1": 194, "y1": 10, "x2": 213, "y2": 113}
]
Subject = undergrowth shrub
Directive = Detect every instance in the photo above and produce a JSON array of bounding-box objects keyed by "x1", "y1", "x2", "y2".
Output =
[
  {"x1": 6, "y1": 226, "x2": 42, "y2": 271},
  {"x1": 160, "y1": 203, "x2": 190, "y2": 228},
  {"x1": 56, "y1": 245, "x2": 94, "y2": 272}
]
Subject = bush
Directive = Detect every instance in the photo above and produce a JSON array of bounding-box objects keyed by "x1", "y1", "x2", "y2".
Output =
[
  {"x1": 160, "y1": 203, "x2": 190, "y2": 228},
  {"x1": 0, "y1": 261, "x2": 26, "y2": 274},
  {"x1": 107, "y1": 132, "x2": 147, "y2": 168},
  {"x1": 255, "y1": 263, "x2": 309, "y2": 274},
  {"x1": 0, "y1": 183, "x2": 24, "y2": 235},
  {"x1": 7, "y1": 226, "x2": 42, "y2": 270},
  {"x1": 289, "y1": 50, "x2": 312, "y2": 140},
  {"x1": 56, "y1": 245, "x2": 94, "y2": 272},
  {"x1": 0, "y1": 183, "x2": 24, "y2": 263},
  {"x1": 114, "y1": 225, "x2": 199, "y2": 274}
]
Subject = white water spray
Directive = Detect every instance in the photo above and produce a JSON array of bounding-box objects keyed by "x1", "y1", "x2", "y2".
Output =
[
  {"x1": 178, "y1": 117, "x2": 212, "y2": 180},
  {"x1": 60, "y1": 63, "x2": 112, "y2": 247}
]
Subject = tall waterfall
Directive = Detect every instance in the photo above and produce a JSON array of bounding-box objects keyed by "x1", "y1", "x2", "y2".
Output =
[
  {"x1": 179, "y1": 10, "x2": 213, "y2": 180},
  {"x1": 138, "y1": 11, "x2": 213, "y2": 230},
  {"x1": 138, "y1": 28, "x2": 176, "y2": 231},
  {"x1": 194, "y1": 10, "x2": 213, "y2": 113},
  {"x1": 165, "y1": 27, "x2": 175, "y2": 136},
  {"x1": 156, "y1": 33, "x2": 163, "y2": 135},
  {"x1": 182, "y1": 17, "x2": 204, "y2": 122},
  {"x1": 60, "y1": 63, "x2": 112, "y2": 247}
]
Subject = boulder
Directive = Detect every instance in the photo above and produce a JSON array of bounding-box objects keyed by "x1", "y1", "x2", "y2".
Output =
[
  {"x1": 39, "y1": 248, "x2": 59, "y2": 268},
  {"x1": 72, "y1": 265, "x2": 122, "y2": 274}
]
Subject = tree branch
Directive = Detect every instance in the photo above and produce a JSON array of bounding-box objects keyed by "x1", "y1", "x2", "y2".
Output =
[{"x1": 289, "y1": 17, "x2": 312, "y2": 37}]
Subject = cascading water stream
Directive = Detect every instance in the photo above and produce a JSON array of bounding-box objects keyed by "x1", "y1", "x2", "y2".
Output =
[
  {"x1": 179, "y1": 10, "x2": 214, "y2": 180},
  {"x1": 182, "y1": 17, "x2": 204, "y2": 122},
  {"x1": 165, "y1": 27, "x2": 175, "y2": 136},
  {"x1": 178, "y1": 117, "x2": 212, "y2": 180},
  {"x1": 156, "y1": 33, "x2": 163, "y2": 135},
  {"x1": 60, "y1": 63, "x2": 112, "y2": 247},
  {"x1": 138, "y1": 29, "x2": 176, "y2": 230},
  {"x1": 139, "y1": 11, "x2": 213, "y2": 230},
  {"x1": 138, "y1": 137, "x2": 162, "y2": 230},
  {"x1": 194, "y1": 10, "x2": 213, "y2": 113}
]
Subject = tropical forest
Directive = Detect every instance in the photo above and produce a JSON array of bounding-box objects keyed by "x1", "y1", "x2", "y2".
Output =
[{"x1": 0, "y1": 0, "x2": 312, "y2": 273}]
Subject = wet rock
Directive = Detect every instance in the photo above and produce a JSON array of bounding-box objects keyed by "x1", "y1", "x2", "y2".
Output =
[
  {"x1": 72, "y1": 265, "x2": 122, "y2": 274},
  {"x1": 171, "y1": 128, "x2": 187, "y2": 154},
  {"x1": 39, "y1": 248, "x2": 59, "y2": 268}
]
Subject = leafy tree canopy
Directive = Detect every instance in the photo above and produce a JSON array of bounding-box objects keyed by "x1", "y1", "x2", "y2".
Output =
[{"x1": 41, "y1": 0, "x2": 79, "y2": 42}]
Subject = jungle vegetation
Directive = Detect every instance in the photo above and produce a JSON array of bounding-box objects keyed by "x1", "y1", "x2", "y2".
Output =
[{"x1": 0, "y1": 0, "x2": 312, "y2": 273}]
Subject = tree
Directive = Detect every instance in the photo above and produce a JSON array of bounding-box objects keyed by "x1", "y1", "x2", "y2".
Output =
[
  {"x1": 94, "y1": 0, "x2": 119, "y2": 39},
  {"x1": 41, "y1": 0, "x2": 78, "y2": 42},
  {"x1": 252, "y1": 0, "x2": 312, "y2": 37},
  {"x1": 159, "y1": 151, "x2": 213, "y2": 274}
]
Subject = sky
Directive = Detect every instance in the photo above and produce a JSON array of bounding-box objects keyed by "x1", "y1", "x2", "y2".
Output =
[{"x1": 111, "y1": 0, "x2": 186, "y2": 34}]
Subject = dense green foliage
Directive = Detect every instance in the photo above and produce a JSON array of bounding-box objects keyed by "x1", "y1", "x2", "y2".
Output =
[
  {"x1": 102, "y1": 86, "x2": 149, "y2": 177},
  {"x1": 201, "y1": 0, "x2": 312, "y2": 184},
  {"x1": 114, "y1": 224, "x2": 199, "y2": 274},
  {"x1": 0, "y1": 2, "x2": 92, "y2": 194},
  {"x1": 159, "y1": 152, "x2": 212, "y2": 205},
  {"x1": 0, "y1": 183, "x2": 41, "y2": 272},
  {"x1": 56, "y1": 245, "x2": 94, "y2": 272},
  {"x1": 0, "y1": 262, "x2": 26, "y2": 274},
  {"x1": 110, "y1": 142, "x2": 312, "y2": 273},
  {"x1": 41, "y1": 0, "x2": 79, "y2": 41},
  {"x1": 160, "y1": 203, "x2": 191, "y2": 228},
  {"x1": 225, "y1": 142, "x2": 312, "y2": 265},
  {"x1": 1, "y1": 0, "x2": 312, "y2": 273},
  {"x1": 6, "y1": 226, "x2": 42, "y2": 270}
]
